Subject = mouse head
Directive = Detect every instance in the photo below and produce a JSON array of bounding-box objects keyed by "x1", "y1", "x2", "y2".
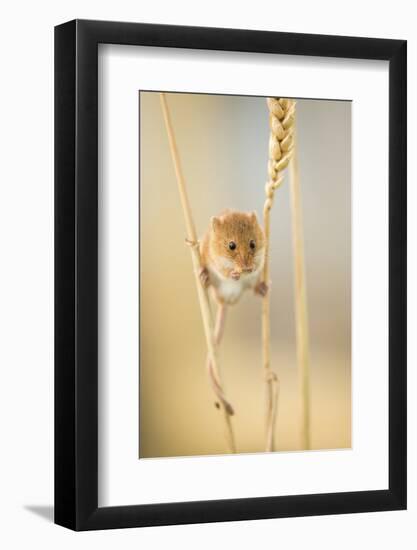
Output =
[{"x1": 210, "y1": 210, "x2": 265, "y2": 280}]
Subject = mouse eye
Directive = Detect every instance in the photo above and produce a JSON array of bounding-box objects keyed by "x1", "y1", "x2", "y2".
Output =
[
  {"x1": 228, "y1": 241, "x2": 237, "y2": 251},
  {"x1": 249, "y1": 240, "x2": 256, "y2": 250}
]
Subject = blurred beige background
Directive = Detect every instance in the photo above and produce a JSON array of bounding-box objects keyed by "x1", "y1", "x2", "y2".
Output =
[{"x1": 139, "y1": 92, "x2": 351, "y2": 458}]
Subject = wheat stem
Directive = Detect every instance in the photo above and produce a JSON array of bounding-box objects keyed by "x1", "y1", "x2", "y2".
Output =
[
  {"x1": 159, "y1": 93, "x2": 236, "y2": 454},
  {"x1": 263, "y1": 98, "x2": 295, "y2": 451},
  {"x1": 289, "y1": 130, "x2": 311, "y2": 450},
  {"x1": 207, "y1": 304, "x2": 236, "y2": 450}
]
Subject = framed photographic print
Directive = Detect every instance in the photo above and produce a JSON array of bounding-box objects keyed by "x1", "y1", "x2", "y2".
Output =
[{"x1": 55, "y1": 19, "x2": 406, "y2": 530}]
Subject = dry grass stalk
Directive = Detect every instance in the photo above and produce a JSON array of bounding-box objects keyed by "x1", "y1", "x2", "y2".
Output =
[
  {"x1": 289, "y1": 131, "x2": 311, "y2": 450},
  {"x1": 159, "y1": 93, "x2": 236, "y2": 453},
  {"x1": 263, "y1": 97, "x2": 296, "y2": 451}
]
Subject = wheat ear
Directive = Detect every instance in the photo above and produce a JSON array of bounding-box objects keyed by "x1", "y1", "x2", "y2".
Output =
[
  {"x1": 159, "y1": 93, "x2": 236, "y2": 454},
  {"x1": 263, "y1": 97, "x2": 295, "y2": 452}
]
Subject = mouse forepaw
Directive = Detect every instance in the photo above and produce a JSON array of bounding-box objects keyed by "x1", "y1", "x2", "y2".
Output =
[
  {"x1": 255, "y1": 280, "x2": 269, "y2": 297},
  {"x1": 199, "y1": 266, "x2": 210, "y2": 288}
]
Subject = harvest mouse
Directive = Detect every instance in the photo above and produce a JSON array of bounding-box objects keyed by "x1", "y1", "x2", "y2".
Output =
[{"x1": 199, "y1": 209, "x2": 268, "y2": 305}]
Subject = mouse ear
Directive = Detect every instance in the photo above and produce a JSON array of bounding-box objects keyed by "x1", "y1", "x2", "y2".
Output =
[{"x1": 211, "y1": 216, "x2": 221, "y2": 232}]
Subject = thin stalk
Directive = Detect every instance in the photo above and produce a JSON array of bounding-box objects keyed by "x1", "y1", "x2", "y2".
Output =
[
  {"x1": 262, "y1": 97, "x2": 295, "y2": 452},
  {"x1": 262, "y1": 191, "x2": 280, "y2": 452},
  {"x1": 289, "y1": 131, "x2": 311, "y2": 450},
  {"x1": 159, "y1": 93, "x2": 236, "y2": 453}
]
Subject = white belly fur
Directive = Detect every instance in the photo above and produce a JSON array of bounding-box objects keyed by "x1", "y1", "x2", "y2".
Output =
[{"x1": 209, "y1": 266, "x2": 261, "y2": 304}]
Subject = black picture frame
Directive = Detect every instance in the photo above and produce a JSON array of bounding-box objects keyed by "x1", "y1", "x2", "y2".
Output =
[{"x1": 55, "y1": 19, "x2": 407, "y2": 531}]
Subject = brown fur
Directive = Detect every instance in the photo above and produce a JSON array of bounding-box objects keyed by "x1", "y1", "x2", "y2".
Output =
[{"x1": 200, "y1": 209, "x2": 265, "y2": 282}]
